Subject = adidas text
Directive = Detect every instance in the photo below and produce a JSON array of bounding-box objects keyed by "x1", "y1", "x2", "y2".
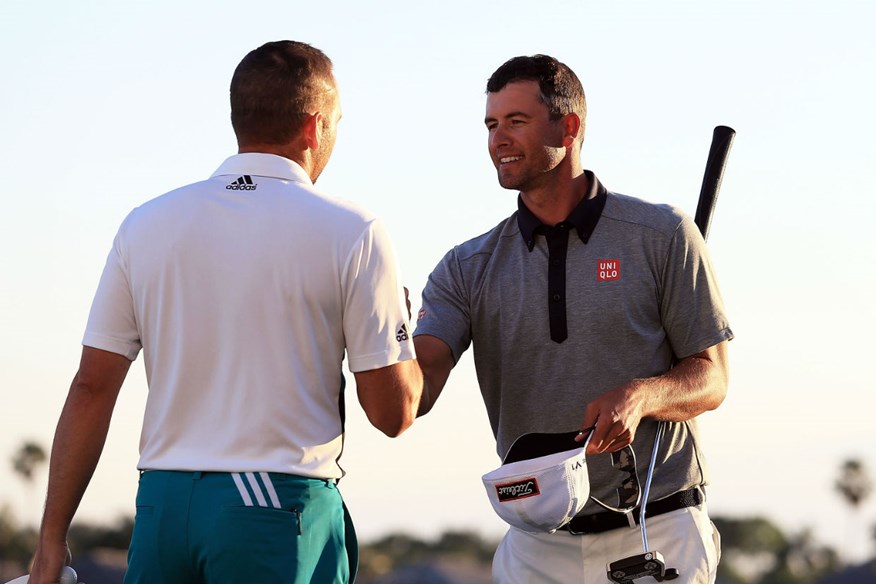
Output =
[{"x1": 227, "y1": 175, "x2": 257, "y2": 190}]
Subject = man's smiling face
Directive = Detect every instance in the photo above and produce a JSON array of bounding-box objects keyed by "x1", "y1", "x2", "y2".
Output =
[{"x1": 485, "y1": 80, "x2": 567, "y2": 192}]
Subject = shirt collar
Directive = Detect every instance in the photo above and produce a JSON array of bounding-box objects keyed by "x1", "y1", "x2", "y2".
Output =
[
  {"x1": 516, "y1": 170, "x2": 607, "y2": 251},
  {"x1": 210, "y1": 153, "x2": 313, "y2": 186}
]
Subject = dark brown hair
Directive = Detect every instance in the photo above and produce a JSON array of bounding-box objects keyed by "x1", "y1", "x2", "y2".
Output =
[
  {"x1": 486, "y1": 54, "x2": 586, "y2": 123},
  {"x1": 230, "y1": 40, "x2": 335, "y2": 145}
]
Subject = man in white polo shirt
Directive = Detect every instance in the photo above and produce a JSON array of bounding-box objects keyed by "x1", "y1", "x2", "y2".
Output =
[{"x1": 29, "y1": 40, "x2": 422, "y2": 584}]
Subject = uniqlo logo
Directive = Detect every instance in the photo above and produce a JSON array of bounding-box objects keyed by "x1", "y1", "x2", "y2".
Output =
[{"x1": 597, "y1": 259, "x2": 620, "y2": 281}]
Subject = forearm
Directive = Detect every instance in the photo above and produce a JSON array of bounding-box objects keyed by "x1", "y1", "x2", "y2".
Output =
[
  {"x1": 581, "y1": 342, "x2": 728, "y2": 454},
  {"x1": 416, "y1": 366, "x2": 449, "y2": 417},
  {"x1": 30, "y1": 348, "x2": 129, "y2": 583},
  {"x1": 355, "y1": 359, "x2": 424, "y2": 437},
  {"x1": 38, "y1": 348, "x2": 129, "y2": 542},
  {"x1": 631, "y1": 343, "x2": 729, "y2": 422},
  {"x1": 39, "y1": 373, "x2": 119, "y2": 541},
  {"x1": 413, "y1": 334, "x2": 454, "y2": 417}
]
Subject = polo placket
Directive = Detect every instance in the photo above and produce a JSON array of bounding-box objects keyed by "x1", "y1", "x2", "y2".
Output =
[
  {"x1": 543, "y1": 223, "x2": 571, "y2": 343},
  {"x1": 516, "y1": 172, "x2": 608, "y2": 346}
]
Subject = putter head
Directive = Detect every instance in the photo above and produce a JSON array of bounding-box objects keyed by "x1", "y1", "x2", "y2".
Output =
[{"x1": 607, "y1": 551, "x2": 671, "y2": 583}]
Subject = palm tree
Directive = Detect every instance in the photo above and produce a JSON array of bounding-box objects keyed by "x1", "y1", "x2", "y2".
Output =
[
  {"x1": 11, "y1": 440, "x2": 47, "y2": 483},
  {"x1": 11, "y1": 440, "x2": 47, "y2": 527},
  {"x1": 835, "y1": 458, "x2": 873, "y2": 563},
  {"x1": 836, "y1": 459, "x2": 873, "y2": 508}
]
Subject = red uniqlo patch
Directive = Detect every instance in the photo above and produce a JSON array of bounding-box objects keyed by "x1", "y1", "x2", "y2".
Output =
[{"x1": 597, "y1": 259, "x2": 621, "y2": 281}]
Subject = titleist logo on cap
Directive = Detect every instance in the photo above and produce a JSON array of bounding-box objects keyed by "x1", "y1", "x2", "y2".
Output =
[{"x1": 496, "y1": 478, "x2": 540, "y2": 502}]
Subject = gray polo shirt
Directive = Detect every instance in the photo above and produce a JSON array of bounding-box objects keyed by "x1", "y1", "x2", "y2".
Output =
[{"x1": 415, "y1": 172, "x2": 733, "y2": 512}]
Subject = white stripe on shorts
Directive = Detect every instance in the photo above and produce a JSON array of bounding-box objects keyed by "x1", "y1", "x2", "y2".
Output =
[
  {"x1": 259, "y1": 472, "x2": 282, "y2": 509},
  {"x1": 245, "y1": 472, "x2": 268, "y2": 507},
  {"x1": 231, "y1": 472, "x2": 254, "y2": 506}
]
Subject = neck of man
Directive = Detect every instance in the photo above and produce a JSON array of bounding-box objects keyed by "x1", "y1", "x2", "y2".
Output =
[
  {"x1": 520, "y1": 165, "x2": 591, "y2": 227},
  {"x1": 238, "y1": 143, "x2": 313, "y2": 179}
]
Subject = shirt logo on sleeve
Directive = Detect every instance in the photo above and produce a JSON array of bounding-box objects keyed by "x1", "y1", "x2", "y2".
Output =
[
  {"x1": 396, "y1": 323, "x2": 410, "y2": 342},
  {"x1": 597, "y1": 259, "x2": 621, "y2": 281},
  {"x1": 417, "y1": 308, "x2": 426, "y2": 321}
]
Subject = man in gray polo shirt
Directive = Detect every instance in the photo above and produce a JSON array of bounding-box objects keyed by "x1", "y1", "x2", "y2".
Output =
[{"x1": 414, "y1": 54, "x2": 732, "y2": 583}]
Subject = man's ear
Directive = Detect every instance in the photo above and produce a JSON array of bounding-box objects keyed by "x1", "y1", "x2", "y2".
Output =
[
  {"x1": 561, "y1": 113, "x2": 582, "y2": 148},
  {"x1": 302, "y1": 112, "x2": 324, "y2": 151}
]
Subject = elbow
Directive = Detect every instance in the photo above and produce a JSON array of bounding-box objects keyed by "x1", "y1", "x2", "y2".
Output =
[
  {"x1": 704, "y1": 371, "x2": 729, "y2": 412},
  {"x1": 415, "y1": 384, "x2": 436, "y2": 418},
  {"x1": 356, "y1": 360, "x2": 424, "y2": 437},
  {"x1": 377, "y1": 420, "x2": 412, "y2": 438},
  {"x1": 369, "y1": 406, "x2": 417, "y2": 438},
  {"x1": 370, "y1": 382, "x2": 422, "y2": 438},
  {"x1": 705, "y1": 341, "x2": 730, "y2": 412},
  {"x1": 416, "y1": 399, "x2": 434, "y2": 418},
  {"x1": 705, "y1": 386, "x2": 727, "y2": 413}
]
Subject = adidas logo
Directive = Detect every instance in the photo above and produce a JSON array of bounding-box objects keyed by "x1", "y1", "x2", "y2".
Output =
[
  {"x1": 396, "y1": 323, "x2": 409, "y2": 342},
  {"x1": 226, "y1": 175, "x2": 257, "y2": 190}
]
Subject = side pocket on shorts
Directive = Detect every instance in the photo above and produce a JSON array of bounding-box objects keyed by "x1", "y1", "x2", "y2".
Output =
[
  {"x1": 710, "y1": 520, "x2": 721, "y2": 566},
  {"x1": 127, "y1": 505, "x2": 160, "y2": 584}
]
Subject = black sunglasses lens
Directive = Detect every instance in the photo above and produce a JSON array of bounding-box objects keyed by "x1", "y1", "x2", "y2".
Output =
[{"x1": 611, "y1": 446, "x2": 641, "y2": 509}]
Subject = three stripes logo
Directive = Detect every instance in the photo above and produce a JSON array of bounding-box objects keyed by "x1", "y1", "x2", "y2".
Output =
[
  {"x1": 396, "y1": 323, "x2": 409, "y2": 342},
  {"x1": 226, "y1": 175, "x2": 257, "y2": 191},
  {"x1": 232, "y1": 472, "x2": 281, "y2": 508}
]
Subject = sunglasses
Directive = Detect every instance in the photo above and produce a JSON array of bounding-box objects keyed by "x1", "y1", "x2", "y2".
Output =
[{"x1": 589, "y1": 444, "x2": 642, "y2": 515}]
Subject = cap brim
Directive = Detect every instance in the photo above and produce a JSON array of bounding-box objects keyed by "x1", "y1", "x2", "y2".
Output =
[{"x1": 503, "y1": 430, "x2": 586, "y2": 464}]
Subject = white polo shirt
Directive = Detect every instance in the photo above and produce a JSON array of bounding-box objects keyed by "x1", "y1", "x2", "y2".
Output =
[{"x1": 83, "y1": 153, "x2": 415, "y2": 479}]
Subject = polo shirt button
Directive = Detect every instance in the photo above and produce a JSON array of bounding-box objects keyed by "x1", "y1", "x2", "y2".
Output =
[{"x1": 552, "y1": 293, "x2": 562, "y2": 302}]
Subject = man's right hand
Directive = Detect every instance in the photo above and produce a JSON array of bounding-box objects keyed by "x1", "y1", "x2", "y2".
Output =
[
  {"x1": 28, "y1": 541, "x2": 71, "y2": 584},
  {"x1": 576, "y1": 380, "x2": 646, "y2": 455}
]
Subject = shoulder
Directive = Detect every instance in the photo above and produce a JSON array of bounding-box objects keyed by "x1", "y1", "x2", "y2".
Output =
[
  {"x1": 298, "y1": 186, "x2": 380, "y2": 227},
  {"x1": 125, "y1": 177, "x2": 379, "y2": 232},
  {"x1": 600, "y1": 190, "x2": 689, "y2": 240},
  {"x1": 447, "y1": 214, "x2": 519, "y2": 264}
]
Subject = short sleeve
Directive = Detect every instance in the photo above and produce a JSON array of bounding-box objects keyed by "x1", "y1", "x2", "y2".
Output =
[
  {"x1": 660, "y1": 216, "x2": 734, "y2": 358},
  {"x1": 82, "y1": 225, "x2": 142, "y2": 361},
  {"x1": 342, "y1": 219, "x2": 416, "y2": 372},
  {"x1": 413, "y1": 247, "x2": 473, "y2": 363}
]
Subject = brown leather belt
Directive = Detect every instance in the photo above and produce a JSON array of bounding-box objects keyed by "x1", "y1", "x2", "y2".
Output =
[{"x1": 560, "y1": 487, "x2": 704, "y2": 535}]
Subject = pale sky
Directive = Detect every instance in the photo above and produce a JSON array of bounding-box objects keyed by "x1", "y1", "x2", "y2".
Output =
[{"x1": 1, "y1": 0, "x2": 875, "y2": 564}]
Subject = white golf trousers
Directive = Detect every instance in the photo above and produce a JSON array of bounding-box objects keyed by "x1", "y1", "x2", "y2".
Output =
[{"x1": 492, "y1": 504, "x2": 720, "y2": 583}]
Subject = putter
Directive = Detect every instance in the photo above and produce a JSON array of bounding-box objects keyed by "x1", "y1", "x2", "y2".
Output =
[{"x1": 606, "y1": 421, "x2": 679, "y2": 583}]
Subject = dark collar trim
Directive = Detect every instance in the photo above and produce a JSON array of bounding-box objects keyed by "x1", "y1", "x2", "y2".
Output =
[{"x1": 516, "y1": 171, "x2": 607, "y2": 251}]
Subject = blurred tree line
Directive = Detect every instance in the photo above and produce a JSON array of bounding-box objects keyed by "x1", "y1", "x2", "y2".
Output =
[
  {"x1": 2, "y1": 507, "x2": 873, "y2": 583},
  {"x1": 2, "y1": 440, "x2": 874, "y2": 583}
]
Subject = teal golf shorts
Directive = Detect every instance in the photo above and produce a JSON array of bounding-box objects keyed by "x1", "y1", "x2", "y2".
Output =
[{"x1": 125, "y1": 470, "x2": 358, "y2": 584}]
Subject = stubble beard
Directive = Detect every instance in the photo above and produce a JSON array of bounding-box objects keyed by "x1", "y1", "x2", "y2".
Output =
[{"x1": 497, "y1": 159, "x2": 555, "y2": 193}]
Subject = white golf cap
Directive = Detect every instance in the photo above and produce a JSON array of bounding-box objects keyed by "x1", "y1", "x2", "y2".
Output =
[{"x1": 481, "y1": 430, "x2": 592, "y2": 533}]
